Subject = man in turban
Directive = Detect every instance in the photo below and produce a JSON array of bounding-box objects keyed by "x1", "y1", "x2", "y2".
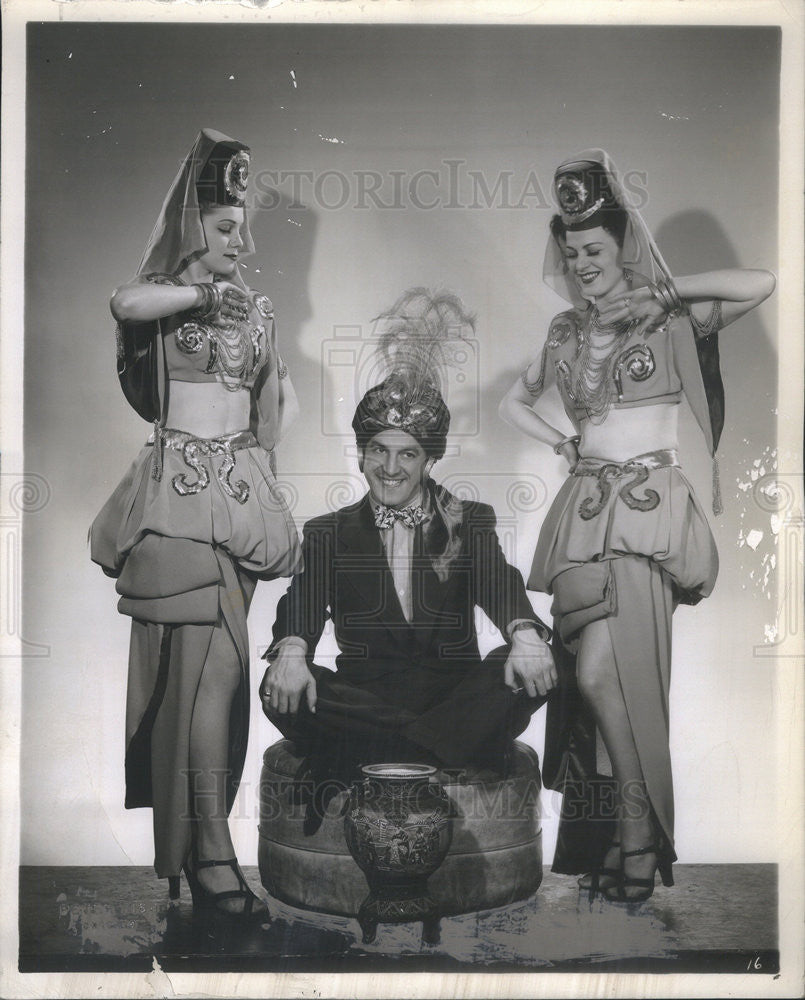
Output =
[{"x1": 259, "y1": 372, "x2": 556, "y2": 779}]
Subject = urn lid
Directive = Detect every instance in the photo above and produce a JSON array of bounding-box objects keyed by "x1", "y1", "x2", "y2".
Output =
[{"x1": 360, "y1": 763, "x2": 437, "y2": 781}]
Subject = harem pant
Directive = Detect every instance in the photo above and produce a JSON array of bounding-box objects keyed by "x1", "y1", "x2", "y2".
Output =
[
  {"x1": 90, "y1": 431, "x2": 301, "y2": 877},
  {"x1": 529, "y1": 453, "x2": 718, "y2": 873}
]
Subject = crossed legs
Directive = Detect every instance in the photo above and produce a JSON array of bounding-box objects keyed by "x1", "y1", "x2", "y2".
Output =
[{"x1": 267, "y1": 648, "x2": 543, "y2": 773}]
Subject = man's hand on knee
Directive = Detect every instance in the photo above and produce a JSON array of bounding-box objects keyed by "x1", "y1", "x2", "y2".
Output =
[
  {"x1": 504, "y1": 628, "x2": 558, "y2": 698},
  {"x1": 260, "y1": 643, "x2": 317, "y2": 715}
]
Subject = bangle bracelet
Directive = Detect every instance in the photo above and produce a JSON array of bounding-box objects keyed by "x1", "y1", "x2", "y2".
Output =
[
  {"x1": 194, "y1": 283, "x2": 213, "y2": 316},
  {"x1": 191, "y1": 283, "x2": 208, "y2": 314},
  {"x1": 553, "y1": 434, "x2": 581, "y2": 456},
  {"x1": 658, "y1": 283, "x2": 678, "y2": 313},
  {"x1": 663, "y1": 276, "x2": 683, "y2": 312},
  {"x1": 653, "y1": 279, "x2": 682, "y2": 314},
  {"x1": 649, "y1": 282, "x2": 673, "y2": 313},
  {"x1": 192, "y1": 283, "x2": 212, "y2": 317},
  {"x1": 191, "y1": 282, "x2": 222, "y2": 319}
]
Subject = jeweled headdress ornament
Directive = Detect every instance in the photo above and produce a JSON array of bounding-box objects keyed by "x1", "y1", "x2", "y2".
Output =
[
  {"x1": 553, "y1": 159, "x2": 619, "y2": 228},
  {"x1": 352, "y1": 289, "x2": 476, "y2": 460},
  {"x1": 196, "y1": 140, "x2": 251, "y2": 207}
]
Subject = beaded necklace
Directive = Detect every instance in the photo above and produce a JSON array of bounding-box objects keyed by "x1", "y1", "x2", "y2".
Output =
[
  {"x1": 570, "y1": 308, "x2": 636, "y2": 423},
  {"x1": 208, "y1": 316, "x2": 268, "y2": 391}
]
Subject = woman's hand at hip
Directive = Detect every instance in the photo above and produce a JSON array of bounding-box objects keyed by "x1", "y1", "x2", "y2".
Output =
[{"x1": 558, "y1": 439, "x2": 581, "y2": 473}]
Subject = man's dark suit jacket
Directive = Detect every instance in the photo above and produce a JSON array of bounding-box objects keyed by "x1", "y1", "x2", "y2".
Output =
[{"x1": 272, "y1": 492, "x2": 550, "y2": 700}]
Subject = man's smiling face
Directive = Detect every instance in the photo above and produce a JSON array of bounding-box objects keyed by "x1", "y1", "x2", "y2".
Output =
[{"x1": 362, "y1": 429, "x2": 430, "y2": 509}]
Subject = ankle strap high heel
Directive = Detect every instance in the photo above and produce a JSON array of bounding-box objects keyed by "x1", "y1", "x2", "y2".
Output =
[
  {"x1": 183, "y1": 851, "x2": 270, "y2": 922},
  {"x1": 603, "y1": 843, "x2": 672, "y2": 903},
  {"x1": 579, "y1": 840, "x2": 621, "y2": 902}
]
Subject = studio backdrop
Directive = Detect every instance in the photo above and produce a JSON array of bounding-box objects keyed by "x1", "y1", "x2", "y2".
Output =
[{"x1": 21, "y1": 22, "x2": 780, "y2": 868}]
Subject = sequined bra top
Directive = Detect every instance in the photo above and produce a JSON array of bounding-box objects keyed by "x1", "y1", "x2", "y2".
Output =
[
  {"x1": 521, "y1": 303, "x2": 722, "y2": 425},
  {"x1": 145, "y1": 273, "x2": 274, "y2": 392}
]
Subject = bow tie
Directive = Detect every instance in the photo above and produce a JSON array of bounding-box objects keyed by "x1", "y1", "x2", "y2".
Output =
[{"x1": 373, "y1": 502, "x2": 427, "y2": 530}]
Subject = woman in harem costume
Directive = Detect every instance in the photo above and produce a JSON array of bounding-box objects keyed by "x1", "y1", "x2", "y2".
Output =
[
  {"x1": 91, "y1": 129, "x2": 301, "y2": 921},
  {"x1": 500, "y1": 150, "x2": 775, "y2": 902}
]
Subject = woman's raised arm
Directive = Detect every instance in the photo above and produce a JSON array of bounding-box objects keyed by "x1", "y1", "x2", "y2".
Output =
[
  {"x1": 598, "y1": 267, "x2": 776, "y2": 333},
  {"x1": 676, "y1": 268, "x2": 776, "y2": 329},
  {"x1": 110, "y1": 280, "x2": 204, "y2": 323}
]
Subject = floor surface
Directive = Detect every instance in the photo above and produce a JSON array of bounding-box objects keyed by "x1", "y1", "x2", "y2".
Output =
[{"x1": 18, "y1": 864, "x2": 778, "y2": 974}]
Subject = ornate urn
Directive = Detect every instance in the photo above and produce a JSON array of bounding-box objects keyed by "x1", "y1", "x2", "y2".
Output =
[{"x1": 343, "y1": 763, "x2": 453, "y2": 944}]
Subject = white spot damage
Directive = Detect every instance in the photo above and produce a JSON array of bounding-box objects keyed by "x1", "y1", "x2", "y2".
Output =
[
  {"x1": 745, "y1": 529, "x2": 763, "y2": 550},
  {"x1": 735, "y1": 445, "x2": 803, "y2": 640},
  {"x1": 146, "y1": 955, "x2": 176, "y2": 996}
]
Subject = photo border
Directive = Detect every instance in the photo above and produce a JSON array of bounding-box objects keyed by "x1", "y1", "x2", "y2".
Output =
[{"x1": 1, "y1": 1, "x2": 802, "y2": 997}]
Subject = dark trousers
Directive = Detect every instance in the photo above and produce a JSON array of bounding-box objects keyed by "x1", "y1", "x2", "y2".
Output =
[{"x1": 265, "y1": 645, "x2": 545, "y2": 773}]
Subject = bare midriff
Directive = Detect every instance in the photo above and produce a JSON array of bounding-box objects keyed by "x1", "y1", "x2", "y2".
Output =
[
  {"x1": 166, "y1": 380, "x2": 251, "y2": 438},
  {"x1": 579, "y1": 402, "x2": 680, "y2": 462}
]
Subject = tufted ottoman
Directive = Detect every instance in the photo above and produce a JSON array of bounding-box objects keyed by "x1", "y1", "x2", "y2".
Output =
[{"x1": 258, "y1": 739, "x2": 543, "y2": 917}]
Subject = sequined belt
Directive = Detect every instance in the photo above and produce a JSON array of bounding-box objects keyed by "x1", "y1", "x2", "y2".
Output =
[
  {"x1": 149, "y1": 427, "x2": 258, "y2": 505},
  {"x1": 572, "y1": 448, "x2": 679, "y2": 521}
]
